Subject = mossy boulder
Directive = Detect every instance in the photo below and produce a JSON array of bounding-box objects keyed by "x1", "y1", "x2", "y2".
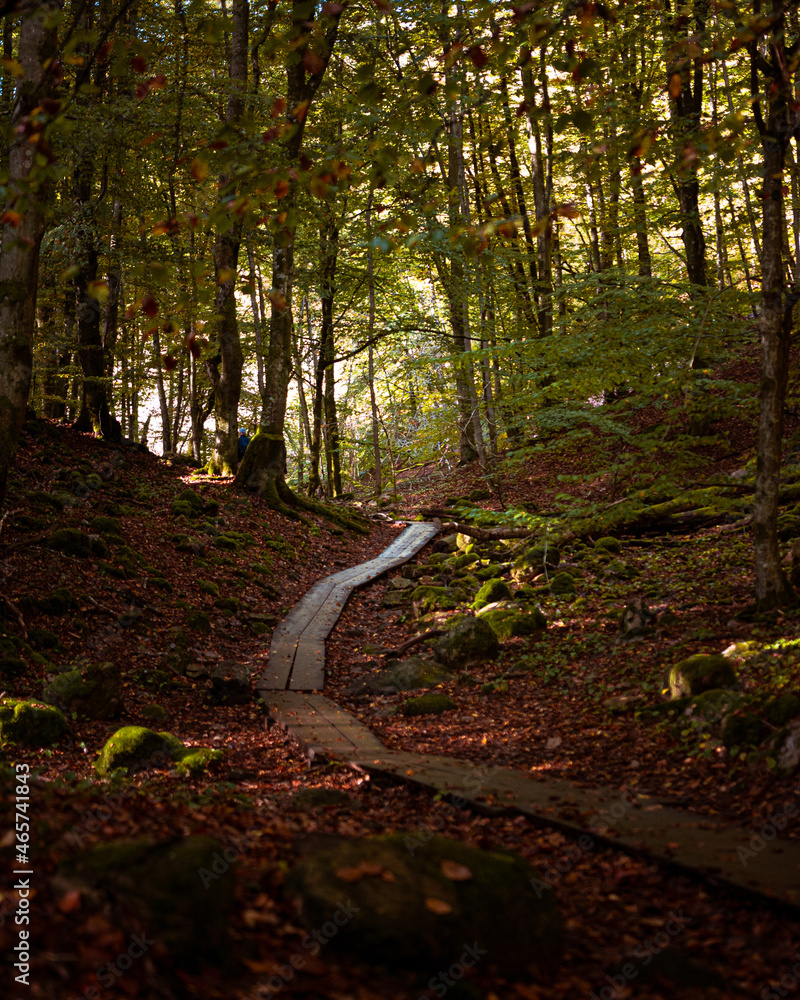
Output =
[
  {"x1": 172, "y1": 489, "x2": 204, "y2": 519},
  {"x1": 289, "y1": 788, "x2": 353, "y2": 811},
  {"x1": 0, "y1": 698, "x2": 67, "y2": 746},
  {"x1": 683, "y1": 689, "x2": 743, "y2": 730},
  {"x1": 370, "y1": 657, "x2": 451, "y2": 692},
  {"x1": 48, "y1": 528, "x2": 108, "y2": 559},
  {"x1": 430, "y1": 616, "x2": 499, "y2": 670},
  {"x1": 185, "y1": 609, "x2": 211, "y2": 633},
  {"x1": 548, "y1": 572, "x2": 577, "y2": 595},
  {"x1": 55, "y1": 835, "x2": 235, "y2": 968},
  {"x1": 214, "y1": 597, "x2": 239, "y2": 613},
  {"x1": 475, "y1": 562, "x2": 509, "y2": 581},
  {"x1": 472, "y1": 577, "x2": 513, "y2": 610},
  {"x1": 94, "y1": 727, "x2": 177, "y2": 776},
  {"x1": 479, "y1": 606, "x2": 547, "y2": 640},
  {"x1": 285, "y1": 833, "x2": 562, "y2": 976},
  {"x1": 669, "y1": 654, "x2": 737, "y2": 699},
  {"x1": 214, "y1": 535, "x2": 238, "y2": 551},
  {"x1": 452, "y1": 552, "x2": 479, "y2": 570},
  {"x1": 411, "y1": 586, "x2": 459, "y2": 615},
  {"x1": 28, "y1": 627, "x2": 61, "y2": 651},
  {"x1": 141, "y1": 704, "x2": 170, "y2": 723},
  {"x1": 43, "y1": 661, "x2": 123, "y2": 720},
  {"x1": 594, "y1": 536, "x2": 622, "y2": 554},
  {"x1": 89, "y1": 515, "x2": 123, "y2": 538},
  {"x1": 199, "y1": 580, "x2": 219, "y2": 596},
  {"x1": 511, "y1": 544, "x2": 560, "y2": 582},
  {"x1": 402, "y1": 693, "x2": 456, "y2": 716},
  {"x1": 765, "y1": 692, "x2": 800, "y2": 727},
  {"x1": 722, "y1": 711, "x2": 766, "y2": 749},
  {"x1": 38, "y1": 587, "x2": 75, "y2": 615},
  {"x1": 175, "y1": 747, "x2": 224, "y2": 777}
]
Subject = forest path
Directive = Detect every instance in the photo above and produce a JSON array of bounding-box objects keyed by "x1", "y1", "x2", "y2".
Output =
[{"x1": 259, "y1": 522, "x2": 800, "y2": 914}]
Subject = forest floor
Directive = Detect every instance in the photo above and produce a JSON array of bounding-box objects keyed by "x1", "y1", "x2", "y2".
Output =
[{"x1": 1, "y1": 405, "x2": 800, "y2": 1000}]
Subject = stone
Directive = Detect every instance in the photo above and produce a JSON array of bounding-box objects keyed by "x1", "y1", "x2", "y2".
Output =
[
  {"x1": 55, "y1": 835, "x2": 235, "y2": 968},
  {"x1": 411, "y1": 585, "x2": 460, "y2": 615},
  {"x1": 285, "y1": 833, "x2": 562, "y2": 976},
  {"x1": 43, "y1": 661, "x2": 123, "y2": 720},
  {"x1": 175, "y1": 747, "x2": 223, "y2": 776},
  {"x1": 620, "y1": 598, "x2": 657, "y2": 638},
  {"x1": 474, "y1": 562, "x2": 510, "y2": 580},
  {"x1": 389, "y1": 576, "x2": 415, "y2": 590},
  {"x1": 289, "y1": 788, "x2": 353, "y2": 810},
  {"x1": 774, "y1": 719, "x2": 800, "y2": 775},
  {"x1": 456, "y1": 532, "x2": 474, "y2": 552},
  {"x1": 402, "y1": 693, "x2": 456, "y2": 715},
  {"x1": 38, "y1": 587, "x2": 75, "y2": 615},
  {"x1": 48, "y1": 528, "x2": 108, "y2": 560},
  {"x1": 0, "y1": 698, "x2": 67, "y2": 746},
  {"x1": 594, "y1": 536, "x2": 622, "y2": 554},
  {"x1": 722, "y1": 710, "x2": 766, "y2": 749},
  {"x1": 472, "y1": 577, "x2": 513, "y2": 610},
  {"x1": 548, "y1": 572, "x2": 577, "y2": 595},
  {"x1": 430, "y1": 616, "x2": 499, "y2": 670},
  {"x1": 94, "y1": 726, "x2": 176, "y2": 776},
  {"x1": 668, "y1": 654, "x2": 737, "y2": 699},
  {"x1": 185, "y1": 609, "x2": 211, "y2": 633},
  {"x1": 141, "y1": 704, "x2": 170, "y2": 723},
  {"x1": 206, "y1": 662, "x2": 251, "y2": 705},
  {"x1": 479, "y1": 606, "x2": 547, "y2": 640},
  {"x1": 368, "y1": 657, "x2": 451, "y2": 692},
  {"x1": 511, "y1": 544, "x2": 560, "y2": 583}
]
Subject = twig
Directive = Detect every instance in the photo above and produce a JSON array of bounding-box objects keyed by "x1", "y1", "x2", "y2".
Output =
[
  {"x1": 382, "y1": 629, "x2": 445, "y2": 658},
  {"x1": 2, "y1": 595, "x2": 27, "y2": 637}
]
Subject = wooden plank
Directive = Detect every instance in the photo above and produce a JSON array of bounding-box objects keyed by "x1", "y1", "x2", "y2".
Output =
[
  {"x1": 304, "y1": 694, "x2": 385, "y2": 754},
  {"x1": 287, "y1": 637, "x2": 326, "y2": 690}
]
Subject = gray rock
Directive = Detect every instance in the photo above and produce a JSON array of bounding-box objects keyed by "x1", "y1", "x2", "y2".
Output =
[
  {"x1": 430, "y1": 615, "x2": 499, "y2": 670},
  {"x1": 43, "y1": 661, "x2": 123, "y2": 721},
  {"x1": 668, "y1": 654, "x2": 737, "y2": 699},
  {"x1": 285, "y1": 833, "x2": 563, "y2": 977}
]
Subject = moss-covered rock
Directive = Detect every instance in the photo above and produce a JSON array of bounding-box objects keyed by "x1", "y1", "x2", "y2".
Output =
[
  {"x1": 430, "y1": 616, "x2": 499, "y2": 670},
  {"x1": 56, "y1": 835, "x2": 235, "y2": 967},
  {"x1": 402, "y1": 693, "x2": 456, "y2": 715},
  {"x1": 140, "y1": 704, "x2": 170, "y2": 723},
  {"x1": 185, "y1": 609, "x2": 211, "y2": 634},
  {"x1": 683, "y1": 688, "x2": 742, "y2": 729},
  {"x1": 175, "y1": 747, "x2": 224, "y2": 777},
  {"x1": 38, "y1": 587, "x2": 75, "y2": 615},
  {"x1": 456, "y1": 532, "x2": 474, "y2": 552},
  {"x1": 48, "y1": 528, "x2": 108, "y2": 559},
  {"x1": 765, "y1": 692, "x2": 800, "y2": 727},
  {"x1": 94, "y1": 727, "x2": 177, "y2": 776},
  {"x1": 411, "y1": 586, "x2": 459, "y2": 615},
  {"x1": 43, "y1": 661, "x2": 123, "y2": 720},
  {"x1": 474, "y1": 562, "x2": 509, "y2": 581},
  {"x1": 214, "y1": 535, "x2": 238, "y2": 551},
  {"x1": 594, "y1": 536, "x2": 622, "y2": 554},
  {"x1": 0, "y1": 698, "x2": 67, "y2": 746},
  {"x1": 285, "y1": 833, "x2": 562, "y2": 976},
  {"x1": 28, "y1": 627, "x2": 61, "y2": 651},
  {"x1": 669, "y1": 654, "x2": 737, "y2": 699},
  {"x1": 289, "y1": 788, "x2": 353, "y2": 811},
  {"x1": 472, "y1": 577, "x2": 513, "y2": 610},
  {"x1": 479, "y1": 606, "x2": 547, "y2": 640},
  {"x1": 199, "y1": 579, "x2": 219, "y2": 596},
  {"x1": 452, "y1": 552, "x2": 479, "y2": 570},
  {"x1": 722, "y1": 711, "x2": 766, "y2": 749},
  {"x1": 89, "y1": 515, "x2": 123, "y2": 538},
  {"x1": 511, "y1": 544, "x2": 560, "y2": 582},
  {"x1": 214, "y1": 597, "x2": 239, "y2": 613},
  {"x1": 548, "y1": 572, "x2": 577, "y2": 595},
  {"x1": 370, "y1": 657, "x2": 451, "y2": 692}
]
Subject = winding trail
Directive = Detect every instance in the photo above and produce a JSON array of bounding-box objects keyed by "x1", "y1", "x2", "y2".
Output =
[{"x1": 258, "y1": 522, "x2": 800, "y2": 913}]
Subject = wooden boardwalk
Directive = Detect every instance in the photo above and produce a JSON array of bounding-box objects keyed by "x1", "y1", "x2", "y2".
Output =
[
  {"x1": 257, "y1": 521, "x2": 438, "y2": 692},
  {"x1": 259, "y1": 517, "x2": 800, "y2": 913}
]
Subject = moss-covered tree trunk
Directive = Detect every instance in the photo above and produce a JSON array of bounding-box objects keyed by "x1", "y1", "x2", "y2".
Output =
[{"x1": 0, "y1": 2, "x2": 58, "y2": 503}]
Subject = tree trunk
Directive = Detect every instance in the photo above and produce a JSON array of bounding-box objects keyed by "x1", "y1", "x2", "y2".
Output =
[
  {"x1": 208, "y1": 0, "x2": 248, "y2": 475},
  {"x1": 366, "y1": 189, "x2": 382, "y2": 492},
  {"x1": 0, "y1": 2, "x2": 58, "y2": 502}
]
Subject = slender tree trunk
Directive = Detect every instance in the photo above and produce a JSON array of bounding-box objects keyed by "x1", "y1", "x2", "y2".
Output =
[{"x1": 0, "y1": 3, "x2": 59, "y2": 500}]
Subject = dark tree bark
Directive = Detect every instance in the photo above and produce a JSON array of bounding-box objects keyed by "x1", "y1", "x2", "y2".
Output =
[
  {"x1": 749, "y1": 1, "x2": 800, "y2": 609},
  {"x1": 208, "y1": 0, "x2": 248, "y2": 475},
  {"x1": 0, "y1": 1, "x2": 59, "y2": 502}
]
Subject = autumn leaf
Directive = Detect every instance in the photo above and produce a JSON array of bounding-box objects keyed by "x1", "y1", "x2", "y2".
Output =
[
  {"x1": 291, "y1": 100, "x2": 310, "y2": 122},
  {"x1": 424, "y1": 897, "x2": 453, "y2": 914},
  {"x1": 150, "y1": 73, "x2": 167, "y2": 91},
  {"x1": 302, "y1": 50, "x2": 325, "y2": 76},
  {"x1": 553, "y1": 201, "x2": 580, "y2": 220},
  {"x1": 142, "y1": 295, "x2": 159, "y2": 318},
  {"x1": 1, "y1": 57, "x2": 25, "y2": 78},
  {"x1": 131, "y1": 55, "x2": 147, "y2": 74},
  {"x1": 162, "y1": 354, "x2": 177, "y2": 372},
  {"x1": 271, "y1": 97, "x2": 286, "y2": 118},
  {"x1": 310, "y1": 175, "x2": 330, "y2": 198},
  {"x1": 87, "y1": 280, "x2": 110, "y2": 303},
  {"x1": 373, "y1": 0, "x2": 393, "y2": 10},
  {"x1": 410, "y1": 158, "x2": 425, "y2": 174},
  {"x1": 191, "y1": 157, "x2": 210, "y2": 182},
  {"x1": 381, "y1": 869, "x2": 397, "y2": 883},
  {"x1": 135, "y1": 81, "x2": 150, "y2": 101},
  {"x1": 268, "y1": 290, "x2": 288, "y2": 311},
  {"x1": 217, "y1": 268, "x2": 235, "y2": 284},
  {"x1": 274, "y1": 179, "x2": 290, "y2": 200},
  {"x1": 321, "y1": 1, "x2": 344, "y2": 13},
  {"x1": 336, "y1": 866, "x2": 366, "y2": 882},
  {"x1": 186, "y1": 334, "x2": 202, "y2": 359},
  {"x1": 359, "y1": 861, "x2": 385, "y2": 876},
  {"x1": 668, "y1": 73, "x2": 681, "y2": 99},
  {"x1": 468, "y1": 45, "x2": 489, "y2": 68},
  {"x1": 440, "y1": 860, "x2": 473, "y2": 881},
  {"x1": 58, "y1": 890, "x2": 81, "y2": 914},
  {"x1": 2, "y1": 210, "x2": 22, "y2": 228}
]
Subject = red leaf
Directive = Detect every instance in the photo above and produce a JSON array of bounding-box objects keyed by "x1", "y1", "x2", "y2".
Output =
[
  {"x1": 321, "y1": 1, "x2": 344, "y2": 13},
  {"x1": 274, "y1": 179, "x2": 290, "y2": 200},
  {"x1": 142, "y1": 295, "x2": 159, "y2": 318},
  {"x1": 271, "y1": 97, "x2": 286, "y2": 119},
  {"x1": 150, "y1": 73, "x2": 167, "y2": 91},
  {"x1": 58, "y1": 890, "x2": 81, "y2": 914},
  {"x1": 468, "y1": 45, "x2": 489, "y2": 68},
  {"x1": 162, "y1": 354, "x2": 177, "y2": 372},
  {"x1": 135, "y1": 81, "x2": 150, "y2": 101},
  {"x1": 302, "y1": 50, "x2": 325, "y2": 76},
  {"x1": 131, "y1": 55, "x2": 147, "y2": 74}
]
